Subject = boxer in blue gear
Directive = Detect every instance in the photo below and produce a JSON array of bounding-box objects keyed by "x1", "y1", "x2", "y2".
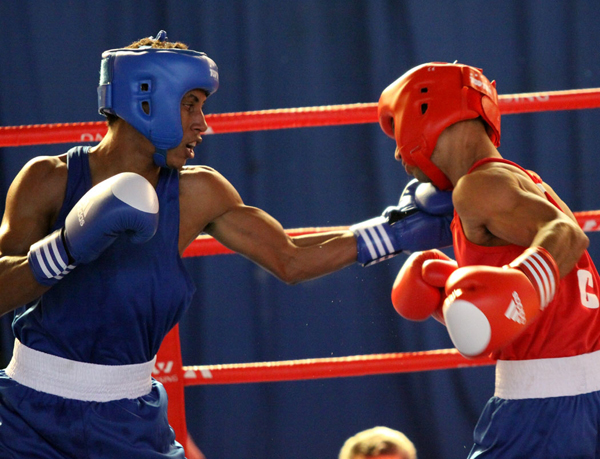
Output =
[
  {"x1": 0, "y1": 31, "x2": 452, "y2": 457},
  {"x1": 1, "y1": 147, "x2": 192, "y2": 458}
]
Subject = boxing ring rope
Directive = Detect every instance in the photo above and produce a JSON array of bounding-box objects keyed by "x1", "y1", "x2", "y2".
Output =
[
  {"x1": 1, "y1": 87, "x2": 600, "y2": 147},
  {"x1": 181, "y1": 349, "x2": 494, "y2": 386}
]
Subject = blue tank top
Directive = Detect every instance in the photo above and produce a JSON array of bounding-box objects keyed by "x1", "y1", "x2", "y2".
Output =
[{"x1": 12, "y1": 147, "x2": 196, "y2": 365}]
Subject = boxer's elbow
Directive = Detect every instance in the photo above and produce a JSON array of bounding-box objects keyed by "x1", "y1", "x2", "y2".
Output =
[
  {"x1": 549, "y1": 219, "x2": 589, "y2": 278},
  {"x1": 563, "y1": 219, "x2": 589, "y2": 258},
  {"x1": 266, "y1": 253, "x2": 314, "y2": 285},
  {"x1": 269, "y1": 262, "x2": 307, "y2": 285}
]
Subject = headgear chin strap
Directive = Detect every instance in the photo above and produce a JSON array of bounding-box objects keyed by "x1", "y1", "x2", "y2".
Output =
[
  {"x1": 98, "y1": 31, "x2": 219, "y2": 168},
  {"x1": 377, "y1": 62, "x2": 501, "y2": 190}
]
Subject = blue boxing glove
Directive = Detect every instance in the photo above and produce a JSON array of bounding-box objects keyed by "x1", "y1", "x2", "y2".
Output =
[
  {"x1": 27, "y1": 172, "x2": 159, "y2": 286},
  {"x1": 350, "y1": 179, "x2": 453, "y2": 266}
]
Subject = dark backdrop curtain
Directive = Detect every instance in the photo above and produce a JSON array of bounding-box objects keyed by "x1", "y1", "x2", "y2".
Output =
[{"x1": 1, "y1": 2, "x2": 599, "y2": 458}]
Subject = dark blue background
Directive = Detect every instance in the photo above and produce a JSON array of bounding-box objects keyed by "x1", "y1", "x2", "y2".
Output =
[{"x1": 1, "y1": 2, "x2": 599, "y2": 458}]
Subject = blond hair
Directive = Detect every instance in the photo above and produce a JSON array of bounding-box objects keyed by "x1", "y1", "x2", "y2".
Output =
[{"x1": 339, "y1": 426, "x2": 417, "y2": 459}]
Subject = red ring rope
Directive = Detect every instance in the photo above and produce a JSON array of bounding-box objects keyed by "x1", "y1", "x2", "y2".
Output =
[
  {"x1": 1, "y1": 88, "x2": 599, "y2": 147},
  {"x1": 181, "y1": 349, "x2": 494, "y2": 386}
]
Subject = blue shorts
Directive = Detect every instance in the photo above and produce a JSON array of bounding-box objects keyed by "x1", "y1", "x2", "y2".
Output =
[
  {"x1": 468, "y1": 392, "x2": 600, "y2": 458},
  {"x1": 0, "y1": 371, "x2": 184, "y2": 458}
]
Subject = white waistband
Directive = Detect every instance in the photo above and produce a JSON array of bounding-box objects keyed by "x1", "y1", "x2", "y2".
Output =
[
  {"x1": 495, "y1": 349, "x2": 600, "y2": 400},
  {"x1": 5, "y1": 339, "x2": 156, "y2": 402}
]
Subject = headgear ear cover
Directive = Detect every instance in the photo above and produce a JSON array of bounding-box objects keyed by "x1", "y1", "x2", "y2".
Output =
[
  {"x1": 378, "y1": 62, "x2": 501, "y2": 190},
  {"x1": 97, "y1": 31, "x2": 219, "y2": 167}
]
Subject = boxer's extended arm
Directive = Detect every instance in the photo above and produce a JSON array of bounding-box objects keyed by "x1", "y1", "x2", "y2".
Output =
[
  {"x1": 180, "y1": 167, "x2": 355, "y2": 284},
  {"x1": 187, "y1": 171, "x2": 451, "y2": 284},
  {"x1": 206, "y1": 204, "x2": 356, "y2": 284}
]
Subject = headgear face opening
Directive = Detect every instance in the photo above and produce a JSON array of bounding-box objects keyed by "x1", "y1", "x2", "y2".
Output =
[
  {"x1": 377, "y1": 62, "x2": 501, "y2": 190},
  {"x1": 97, "y1": 33, "x2": 219, "y2": 167}
]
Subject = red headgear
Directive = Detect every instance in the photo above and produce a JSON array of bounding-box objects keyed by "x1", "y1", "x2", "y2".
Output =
[{"x1": 378, "y1": 62, "x2": 501, "y2": 190}]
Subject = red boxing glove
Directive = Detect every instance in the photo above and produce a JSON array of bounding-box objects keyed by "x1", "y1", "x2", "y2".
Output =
[
  {"x1": 392, "y1": 250, "x2": 457, "y2": 322},
  {"x1": 443, "y1": 247, "x2": 559, "y2": 358}
]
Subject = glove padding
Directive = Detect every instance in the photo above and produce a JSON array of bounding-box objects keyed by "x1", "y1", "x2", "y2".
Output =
[
  {"x1": 383, "y1": 179, "x2": 454, "y2": 222},
  {"x1": 443, "y1": 247, "x2": 559, "y2": 358},
  {"x1": 351, "y1": 179, "x2": 453, "y2": 266},
  {"x1": 392, "y1": 249, "x2": 457, "y2": 323},
  {"x1": 28, "y1": 173, "x2": 159, "y2": 286}
]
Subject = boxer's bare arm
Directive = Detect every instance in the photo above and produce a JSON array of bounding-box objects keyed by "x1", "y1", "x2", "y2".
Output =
[
  {"x1": 208, "y1": 205, "x2": 356, "y2": 283},
  {"x1": 0, "y1": 157, "x2": 67, "y2": 315},
  {"x1": 454, "y1": 166, "x2": 588, "y2": 278},
  {"x1": 179, "y1": 166, "x2": 356, "y2": 284}
]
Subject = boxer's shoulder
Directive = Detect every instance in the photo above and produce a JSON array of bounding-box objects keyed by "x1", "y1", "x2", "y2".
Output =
[
  {"x1": 8, "y1": 155, "x2": 68, "y2": 224},
  {"x1": 19, "y1": 155, "x2": 68, "y2": 188},
  {"x1": 179, "y1": 165, "x2": 242, "y2": 205}
]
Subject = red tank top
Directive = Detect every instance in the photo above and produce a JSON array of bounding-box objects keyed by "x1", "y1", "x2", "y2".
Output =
[{"x1": 451, "y1": 158, "x2": 600, "y2": 360}]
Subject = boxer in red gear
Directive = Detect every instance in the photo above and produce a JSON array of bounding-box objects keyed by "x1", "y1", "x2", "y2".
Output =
[{"x1": 378, "y1": 62, "x2": 600, "y2": 458}]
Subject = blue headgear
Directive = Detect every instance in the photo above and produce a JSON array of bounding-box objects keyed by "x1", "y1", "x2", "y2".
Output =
[{"x1": 97, "y1": 31, "x2": 219, "y2": 167}]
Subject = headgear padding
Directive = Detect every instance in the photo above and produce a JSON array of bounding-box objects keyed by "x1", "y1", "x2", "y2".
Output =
[
  {"x1": 378, "y1": 62, "x2": 500, "y2": 190},
  {"x1": 98, "y1": 36, "x2": 219, "y2": 167}
]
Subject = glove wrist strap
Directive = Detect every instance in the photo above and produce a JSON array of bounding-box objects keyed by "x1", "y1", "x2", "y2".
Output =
[
  {"x1": 27, "y1": 229, "x2": 77, "y2": 286},
  {"x1": 350, "y1": 217, "x2": 397, "y2": 266},
  {"x1": 510, "y1": 246, "x2": 559, "y2": 310}
]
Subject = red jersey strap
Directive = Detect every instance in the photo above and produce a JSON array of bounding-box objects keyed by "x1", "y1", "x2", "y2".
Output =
[{"x1": 467, "y1": 158, "x2": 562, "y2": 210}]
